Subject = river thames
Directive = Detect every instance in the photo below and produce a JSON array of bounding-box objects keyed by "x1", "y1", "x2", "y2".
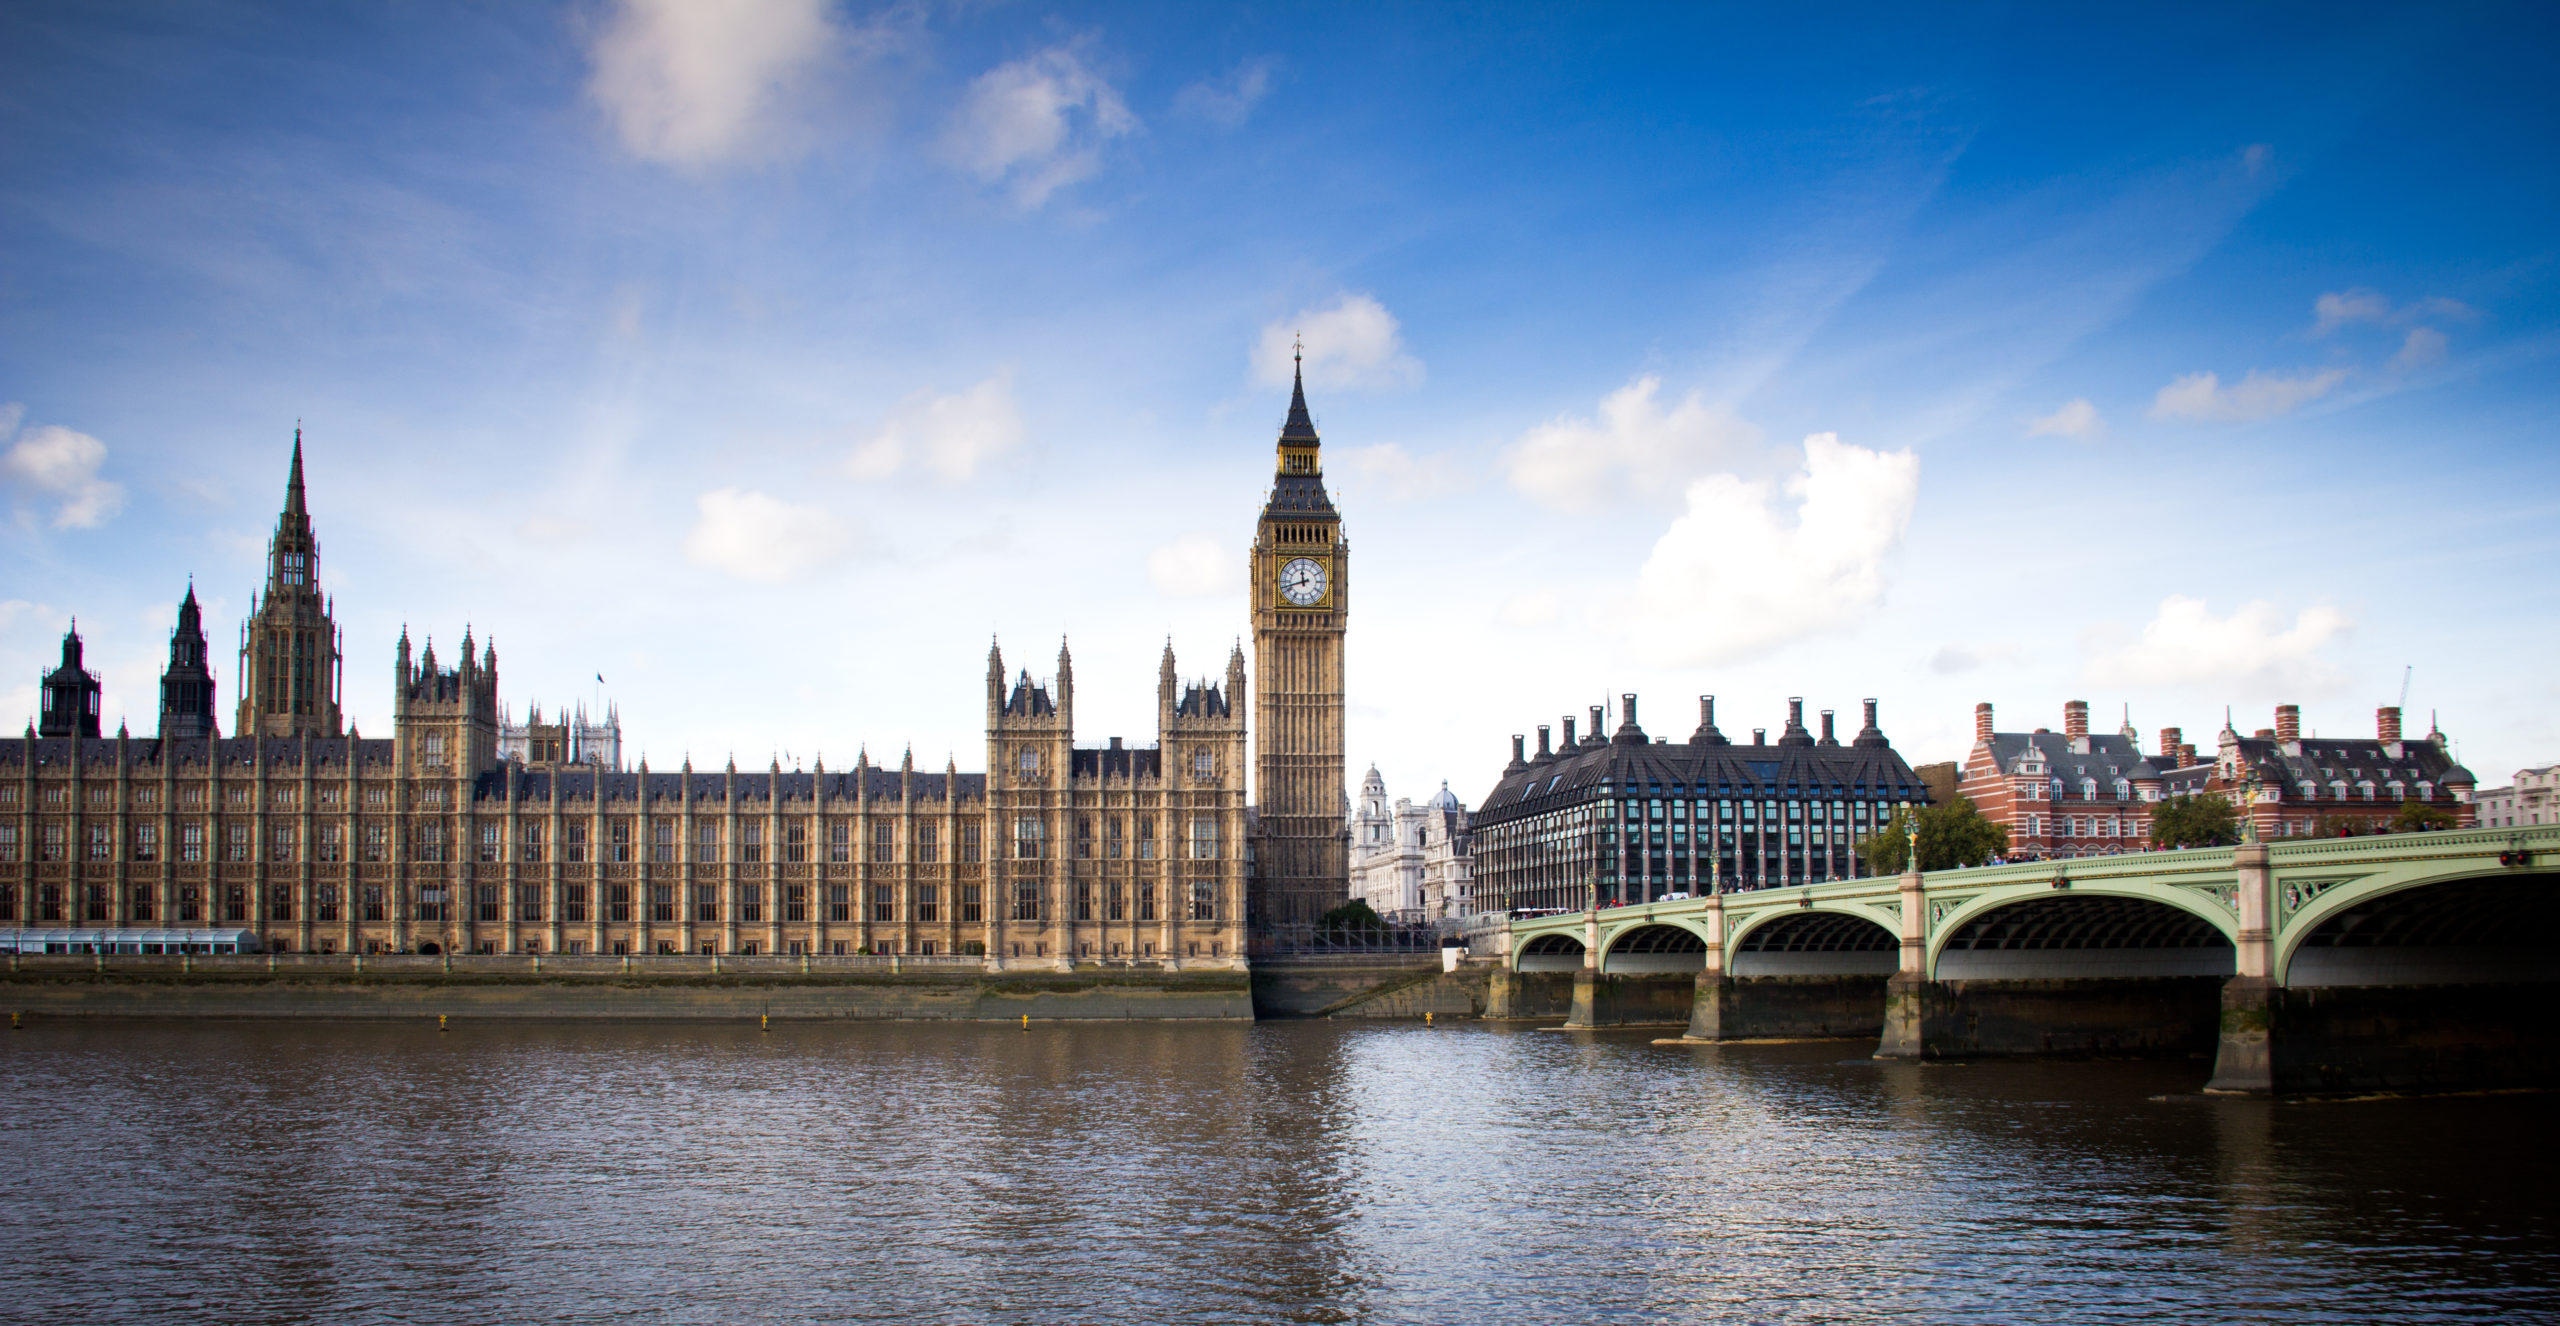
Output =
[{"x1": 2, "y1": 1020, "x2": 2553, "y2": 1323}]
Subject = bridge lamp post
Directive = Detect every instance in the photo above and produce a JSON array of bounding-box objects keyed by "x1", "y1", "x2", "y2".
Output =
[
  {"x1": 2240, "y1": 770, "x2": 2262, "y2": 847},
  {"x1": 1904, "y1": 811, "x2": 1921, "y2": 877}
]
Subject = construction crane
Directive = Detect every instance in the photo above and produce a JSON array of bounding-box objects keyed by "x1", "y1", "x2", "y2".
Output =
[{"x1": 2398, "y1": 665, "x2": 2413, "y2": 712}]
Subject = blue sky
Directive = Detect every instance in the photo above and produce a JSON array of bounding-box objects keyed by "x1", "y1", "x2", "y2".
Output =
[{"x1": 4, "y1": 2, "x2": 2556, "y2": 801}]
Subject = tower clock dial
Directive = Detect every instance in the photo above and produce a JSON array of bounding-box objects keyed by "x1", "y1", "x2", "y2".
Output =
[{"x1": 1279, "y1": 556, "x2": 1328, "y2": 606}]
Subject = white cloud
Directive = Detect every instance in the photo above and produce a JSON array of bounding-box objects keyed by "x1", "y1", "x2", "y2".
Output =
[
  {"x1": 2388, "y1": 325, "x2": 2448, "y2": 373},
  {"x1": 2025, "y1": 397, "x2": 2104, "y2": 440},
  {"x1": 586, "y1": 0, "x2": 838, "y2": 167},
  {"x1": 2149, "y1": 367, "x2": 2348, "y2": 422},
  {"x1": 2082, "y1": 595, "x2": 2352, "y2": 695},
  {"x1": 1497, "y1": 590, "x2": 1560, "y2": 628},
  {"x1": 1506, "y1": 376, "x2": 1759, "y2": 514},
  {"x1": 1, "y1": 412, "x2": 126, "y2": 529},
  {"x1": 1336, "y1": 442, "x2": 1465, "y2": 501},
  {"x1": 1626, "y1": 432, "x2": 1920, "y2": 666},
  {"x1": 848, "y1": 375, "x2": 1025, "y2": 483},
  {"x1": 1174, "y1": 59, "x2": 1273, "y2": 126},
  {"x1": 1253, "y1": 293, "x2": 1423, "y2": 394},
  {"x1": 1146, "y1": 533, "x2": 1236, "y2": 598},
  {"x1": 944, "y1": 46, "x2": 1135, "y2": 206},
  {"x1": 2311, "y1": 288, "x2": 2392, "y2": 336},
  {"x1": 2311, "y1": 287, "x2": 2478, "y2": 337},
  {"x1": 1929, "y1": 643, "x2": 2020, "y2": 676},
  {"x1": 682, "y1": 487, "x2": 850, "y2": 582}
]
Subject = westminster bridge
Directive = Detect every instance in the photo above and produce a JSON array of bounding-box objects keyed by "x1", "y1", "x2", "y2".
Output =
[{"x1": 1494, "y1": 824, "x2": 2560, "y2": 1094}]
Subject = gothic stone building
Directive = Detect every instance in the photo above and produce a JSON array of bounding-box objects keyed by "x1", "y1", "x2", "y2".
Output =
[
  {"x1": 3, "y1": 436, "x2": 1255, "y2": 966},
  {"x1": 1471, "y1": 694, "x2": 1928, "y2": 913}
]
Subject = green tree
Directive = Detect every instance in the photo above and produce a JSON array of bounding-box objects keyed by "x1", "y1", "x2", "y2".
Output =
[
  {"x1": 1858, "y1": 799, "x2": 2011, "y2": 875},
  {"x1": 1317, "y1": 899, "x2": 1389, "y2": 937},
  {"x1": 2150, "y1": 794, "x2": 2239, "y2": 849},
  {"x1": 2389, "y1": 799, "x2": 2457, "y2": 833}
]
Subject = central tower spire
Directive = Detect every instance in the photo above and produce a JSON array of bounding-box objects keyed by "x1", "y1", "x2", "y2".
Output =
[{"x1": 237, "y1": 427, "x2": 344, "y2": 738}]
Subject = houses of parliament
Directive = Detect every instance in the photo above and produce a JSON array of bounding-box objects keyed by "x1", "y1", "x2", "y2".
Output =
[{"x1": 1, "y1": 371, "x2": 1354, "y2": 963}]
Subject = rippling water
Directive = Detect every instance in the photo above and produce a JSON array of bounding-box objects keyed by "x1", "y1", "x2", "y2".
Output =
[{"x1": 2, "y1": 1020, "x2": 2554, "y2": 1323}]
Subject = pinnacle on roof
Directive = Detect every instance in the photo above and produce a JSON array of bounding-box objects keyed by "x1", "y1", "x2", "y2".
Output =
[
  {"x1": 1280, "y1": 345, "x2": 1319, "y2": 443},
  {"x1": 285, "y1": 427, "x2": 307, "y2": 519}
]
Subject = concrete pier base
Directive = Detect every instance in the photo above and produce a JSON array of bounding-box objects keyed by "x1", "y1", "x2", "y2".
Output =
[
  {"x1": 1485, "y1": 967, "x2": 1574, "y2": 1020},
  {"x1": 1685, "y1": 973, "x2": 1886, "y2": 1042},
  {"x1": 2207, "y1": 976, "x2": 2560, "y2": 1095},
  {"x1": 1874, "y1": 976, "x2": 2224, "y2": 1059},
  {"x1": 1561, "y1": 970, "x2": 1693, "y2": 1028}
]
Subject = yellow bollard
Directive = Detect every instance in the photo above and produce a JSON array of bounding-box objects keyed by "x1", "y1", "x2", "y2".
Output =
[
  {"x1": 1022, "y1": 1014, "x2": 1029, "y2": 1030},
  {"x1": 438, "y1": 1013, "x2": 448, "y2": 1033},
  {"x1": 760, "y1": 1014, "x2": 770, "y2": 1033},
  {"x1": 1425, "y1": 1011, "x2": 1434, "y2": 1026},
  {"x1": 9, "y1": 1011, "x2": 18, "y2": 1030}
]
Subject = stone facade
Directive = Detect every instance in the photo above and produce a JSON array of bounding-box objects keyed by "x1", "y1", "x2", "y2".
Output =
[
  {"x1": 1351, "y1": 768, "x2": 1473, "y2": 922},
  {"x1": 2474, "y1": 765, "x2": 2560, "y2": 828},
  {"x1": 0, "y1": 436, "x2": 1250, "y2": 967}
]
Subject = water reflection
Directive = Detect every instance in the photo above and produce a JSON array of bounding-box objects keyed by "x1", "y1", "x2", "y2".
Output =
[{"x1": 0, "y1": 1021, "x2": 2552, "y2": 1323}]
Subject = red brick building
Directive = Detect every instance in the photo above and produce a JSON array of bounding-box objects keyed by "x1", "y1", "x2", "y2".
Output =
[
  {"x1": 1956, "y1": 700, "x2": 2172, "y2": 860},
  {"x1": 2158, "y1": 705, "x2": 2477, "y2": 838}
]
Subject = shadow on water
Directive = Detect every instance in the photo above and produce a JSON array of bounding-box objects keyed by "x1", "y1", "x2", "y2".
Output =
[{"x1": 0, "y1": 1019, "x2": 2553, "y2": 1324}]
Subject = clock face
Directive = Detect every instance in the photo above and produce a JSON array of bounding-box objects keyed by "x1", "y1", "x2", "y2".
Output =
[{"x1": 1279, "y1": 557, "x2": 1328, "y2": 606}]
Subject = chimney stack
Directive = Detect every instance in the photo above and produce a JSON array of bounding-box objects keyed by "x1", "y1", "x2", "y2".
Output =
[
  {"x1": 1511, "y1": 734, "x2": 1525, "y2": 767},
  {"x1": 2159, "y1": 726, "x2": 2183, "y2": 762},
  {"x1": 1623, "y1": 693, "x2": 1639, "y2": 729},
  {"x1": 1561, "y1": 717, "x2": 1576, "y2": 748},
  {"x1": 1701, "y1": 695, "x2": 1715, "y2": 727},
  {"x1": 1588, "y1": 705, "x2": 1604, "y2": 744},
  {"x1": 2179, "y1": 743, "x2": 2198, "y2": 766},
  {"x1": 2064, "y1": 700, "x2": 2089, "y2": 741},
  {"x1": 2275, "y1": 704, "x2": 2301, "y2": 744},
  {"x1": 1788, "y1": 697, "x2": 1805, "y2": 729},
  {"x1": 2377, "y1": 706, "x2": 2402, "y2": 744},
  {"x1": 1975, "y1": 702, "x2": 1995, "y2": 743},
  {"x1": 1753, "y1": 728, "x2": 1766, "y2": 746},
  {"x1": 1820, "y1": 709, "x2": 1836, "y2": 744},
  {"x1": 1536, "y1": 725, "x2": 1552, "y2": 758}
]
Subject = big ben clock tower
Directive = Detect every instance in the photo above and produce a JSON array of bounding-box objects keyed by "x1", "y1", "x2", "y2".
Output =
[{"x1": 1249, "y1": 349, "x2": 1351, "y2": 933}]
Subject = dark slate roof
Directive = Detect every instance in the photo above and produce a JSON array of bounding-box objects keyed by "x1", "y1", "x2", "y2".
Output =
[
  {"x1": 1176, "y1": 682, "x2": 1230, "y2": 718},
  {"x1": 0, "y1": 736, "x2": 395, "y2": 770},
  {"x1": 1280, "y1": 366, "x2": 1319, "y2": 443},
  {"x1": 1071, "y1": 742, "x2": 1162, "y2": 780},
  {"x1": 1264, "y1": 473, "x2": 1336, "y2": 516},
  {"x1": 1982, "y1": 732, "x2": 2161, "y2": 786},
  {"x1": 1004, "y1": 672, "x2": 1055, "y2": 717},
  {"x1": 1473, "y1": 728, "x2": 1926, "y2": 829},
  {"x1": 478, "y1": 766, "x2": 987, "y2": 805},
  {"x1": 2225, "y1": 734, "x2": 2473, "y2": 792}
]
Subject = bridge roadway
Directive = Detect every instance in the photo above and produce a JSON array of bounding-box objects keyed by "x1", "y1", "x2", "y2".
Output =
[{"x1": 1495, "y1": 824, "x2": 2560, "y2": 1094}]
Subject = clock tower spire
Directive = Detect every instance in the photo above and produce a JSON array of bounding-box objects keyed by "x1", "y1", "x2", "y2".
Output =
[{"x1": 1248, "y1": 352, "x2": 1350, "y2": 936}]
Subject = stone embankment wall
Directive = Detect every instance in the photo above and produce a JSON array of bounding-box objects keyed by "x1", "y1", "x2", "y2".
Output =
[{"x1": 0, "y1": 955, "x2": 1253, "y2": 1021}]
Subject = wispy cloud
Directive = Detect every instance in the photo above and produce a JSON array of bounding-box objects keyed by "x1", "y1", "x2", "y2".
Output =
[
  {"x1": 683, "y1": 488, "x2": 852, "y2": 582},
  {"x1": 848, "y1": 375, "x2": 1026, "y2": 483},
  {"x1": 1505, "y1": 376, "x2": 1758, "y2": 514},
  {"x1": 2082, "y1": 595, "x2": 2352, "y2": 695},
  {"x1": 2025, "y1": 397, "x2": 2104, "y2": 440},
  {"x1": 585, "y1": 0, "x2": 842, "y2": 167},
  {"x1": 2388, "y1": 326, "x2": 2449, "y2": 373},
  {"x1": 2149, "y1": 367, "x2": 2348, "y2": 422},
  {"x1": 944, "y1": 45, "x2": 1136, "y2": 206},
  {"x1": 1, "y1": 406, "x2": 126, "y2": 529},
  {"x1": 1174, "y1": 59, "x2": 1274, "y2": 126},
  {"x1": 1253, "y1": 293, "x2": 1423, "y2": 394}
]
